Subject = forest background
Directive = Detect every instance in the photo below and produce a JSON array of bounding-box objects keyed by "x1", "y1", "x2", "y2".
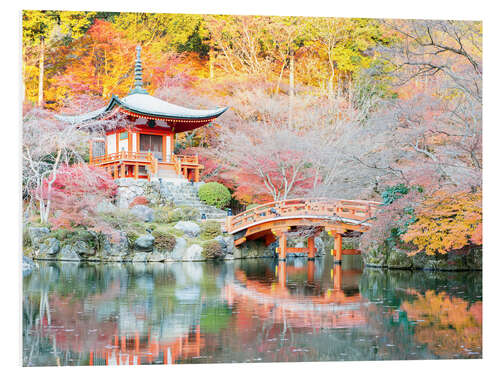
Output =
[{"x1": 21, "y1": 10, "x2": 482, "y2": 258}]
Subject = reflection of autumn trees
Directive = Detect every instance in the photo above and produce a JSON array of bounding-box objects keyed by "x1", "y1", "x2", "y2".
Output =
[{"x1": 401, "y1": 291, "x2": 482, "y2": 358}]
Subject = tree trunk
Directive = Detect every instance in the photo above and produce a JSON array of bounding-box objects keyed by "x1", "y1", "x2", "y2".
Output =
[
  {"x1": 275, "y1": 59, "x2": 286, "y2": 97},
  {"x1": 328, "y1": 69, "x2": 335, "y2": 101},
  {"x1": 288, "y1": 50, "x2": 295, "y2": 127},
  {"x1": 209, "y1": 47, "x2": 215, "y2": 80},
  {"x1": 38, "y1": 37, "x2": 45, "y2": 107}
]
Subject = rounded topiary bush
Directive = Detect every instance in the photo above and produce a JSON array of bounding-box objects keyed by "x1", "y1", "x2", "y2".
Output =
[
  {"x1": 198, "y1": 182, "x2": 231, "y2": 209},
  {"x1": 201, "y1": 221, "x2": 222, "y2": 240},
  {"x1": 202, "y1": 240, "x2": 224, "y2": 260},
  {"x1": 152, "y1": 230, "x2": 177, "y2": 252}
]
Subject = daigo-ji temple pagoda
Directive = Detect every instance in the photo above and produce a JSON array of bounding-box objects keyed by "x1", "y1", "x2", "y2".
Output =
[{"x1": 56, "y1": 46, "x2": 228, "y2": 182}]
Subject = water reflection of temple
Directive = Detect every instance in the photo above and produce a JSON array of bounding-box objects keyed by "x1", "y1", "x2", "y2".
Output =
[
  {"x1": 27, "y1": 263, "x2": 207, "y2": 366},
  {"x1": 90, "y1": 326, "x2": 203, "y2": 365},
  {"x1": 224, "y1": 260, "x2": 367, "y2": 330}
]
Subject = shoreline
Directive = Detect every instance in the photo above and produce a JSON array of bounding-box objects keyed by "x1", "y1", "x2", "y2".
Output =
[{"x1": 24, "y1": 254, "x2": 482, "y2": 272}]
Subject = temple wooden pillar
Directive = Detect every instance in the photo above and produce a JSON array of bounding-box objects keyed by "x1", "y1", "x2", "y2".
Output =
[
  {"x1": 113, "y1": 165, "x2": 118, "y2": 179},
  {"x1": 194, "y1": 167, "x2": 200, "y2": 182},
  {"x1": 162, "y1": 135, "x2": 167, "y2": 161},
  {"x1": 307, "y1": 236, "x2": 316, "y2": 260},
  {"x1": 120, "y1": 163, "x2": 126, "y2": 179},
  {"x1": 334, "y1": 233, "x2": 343, "y2": 264},
  {"x1": 134, "y1": 164, "x2": 139, "y2": 180}
]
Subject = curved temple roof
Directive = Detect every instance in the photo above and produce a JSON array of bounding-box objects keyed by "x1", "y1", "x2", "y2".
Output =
[
  {"x1": 55, "y1": 93, "x2": 228, "y2": 123},
  {"x1": 55, "y1": 45, "x2": 228, "y2": 129}
]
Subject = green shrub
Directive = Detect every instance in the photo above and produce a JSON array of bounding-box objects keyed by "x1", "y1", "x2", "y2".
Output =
[
  {"x1": 22, "y1": 227, "x2": 32, "y2": 248},
  {"x1": 169, "y1": 206, "x2": 200, "y2": 222},
  {"x1": 154, "y1": 207, "x2": 171, "y2": 224},
  {"x1": 201, "y1": 221, "x2": 222, "y2": 240},
  {"x1": 126, "y1": 231, "x2": 140, "y2": 246},
  {"x1": 152, "y1": 230, "x2": 177, "y2": 252},
  {"x1": 202, "y1": 240, "x2": 225, "y2": 260},
  {"x1": 198, "y1": 182, "x2": 231, "y2": 209},
  {"x1": 50, "y1": 228, "x2": 73, "y2": 242}
]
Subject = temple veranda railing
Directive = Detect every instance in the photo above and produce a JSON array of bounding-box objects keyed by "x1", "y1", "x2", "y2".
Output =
[
  {"x1": 226, "y1": 198, "x2": 381, "y2": 234},
  {"x1": 90, "y1": 151, "x2": 200, "y2": 180}
]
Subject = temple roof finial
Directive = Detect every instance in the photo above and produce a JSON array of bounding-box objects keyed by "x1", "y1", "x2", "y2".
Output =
[{"x1": 129, "y1": 45, "x2": 148, "y2": 95}]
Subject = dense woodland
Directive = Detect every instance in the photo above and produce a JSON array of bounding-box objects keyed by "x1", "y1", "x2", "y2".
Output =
[{"x1": 22, "y1": 11, "x2": 482, "y2": 256}]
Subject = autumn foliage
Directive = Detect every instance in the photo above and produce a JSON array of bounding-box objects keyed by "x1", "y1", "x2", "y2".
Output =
[
  {"x1": 129, "y1": 196, "x2": 149, "y2": 208},
  {"x1": 36, "y1": 164, "x2": 117, "y2": 234},
  {"x1": 402, "y1": 290, "x2": 482, "y2": 357},
  {"x1": 402, "y1": 190, "x2": 482, "y2": 255},
  {"x1": 22, "y1": 12, "x2": 482, "y2": 256}
]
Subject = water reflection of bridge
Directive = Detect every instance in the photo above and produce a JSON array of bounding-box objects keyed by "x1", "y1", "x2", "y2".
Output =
[{"x1": 225, "y1": 261, "x2": 367, "y2": 330}]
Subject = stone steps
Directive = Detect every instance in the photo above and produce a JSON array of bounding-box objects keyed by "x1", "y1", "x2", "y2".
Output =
[{"x1": 157, "y1": 180, "x2": 227, "y2": 220}]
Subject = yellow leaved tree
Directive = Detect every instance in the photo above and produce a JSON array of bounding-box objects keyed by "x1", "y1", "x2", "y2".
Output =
[{"x1": 401, "y1": 190, "x2": 482, "y2": 255}]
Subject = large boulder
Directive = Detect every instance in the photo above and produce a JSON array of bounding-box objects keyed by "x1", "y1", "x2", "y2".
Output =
[
  {"x1": 214, "y1": 235, "x2": 228, "y2": 253},
  {"x1": 184, "y1": 244, "x2": 203, "y2": 261},
  {"x1": 116, "y1": 179, "x2": 145, "y2": 208},
  {"x1": 58, "y1": 245, "x2": 81, "y2": 262},
  {"x1": 28, "y1": 227, "x2": 50, "y2": 249},
  {"x1": 222, "y1": 236, "x2": 235, "y2": 255},
  {"x1": 174, "y1": 221, "x2": 200, "y2": 238},
  {"x1": 73, "y1": 240, "x2": 95, "y2": 256},
  {"x1": 102, "y1": 231, "x2": 129, "y2": 256},
  {"x1": 169, "y1": 237, "x2": 188, "y2": 260},
  {"x1": 130, "y1": 205, "x2": 154, "y2": 222},
  {"x1": 38, "y1": 237, "x2": 60, "y2": 257},
  {"x1": 135, "y1": 234, "x2": 155, "y2": 251}
]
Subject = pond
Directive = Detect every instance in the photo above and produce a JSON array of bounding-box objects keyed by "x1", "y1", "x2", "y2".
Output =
[{"x1": 22, "y1": 255, "x2": 482, "y2": 366}]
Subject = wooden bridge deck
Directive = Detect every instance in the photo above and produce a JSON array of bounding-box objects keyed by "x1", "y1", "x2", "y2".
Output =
[{"x1": 225, "y1": 198, "x2": 381, "y2": 262}]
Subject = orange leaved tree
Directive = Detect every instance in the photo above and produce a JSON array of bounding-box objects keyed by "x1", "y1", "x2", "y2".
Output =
[{"x1": 401, "y1": 190, "x2": 482, "y2": 255}]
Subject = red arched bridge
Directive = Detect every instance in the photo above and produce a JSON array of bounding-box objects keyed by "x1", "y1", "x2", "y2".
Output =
[{"x1": 225, "y1": 198, "x2": 381, "y2": 262}]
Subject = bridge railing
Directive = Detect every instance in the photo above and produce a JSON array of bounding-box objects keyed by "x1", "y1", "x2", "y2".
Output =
[{"x1": 226, "y1": 198, "x2": 381, "y2": 233}]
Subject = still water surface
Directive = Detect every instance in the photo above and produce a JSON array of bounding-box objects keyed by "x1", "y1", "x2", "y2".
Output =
[{"x1": 23, "y1": 255, "x2": 482, "y2": 366}]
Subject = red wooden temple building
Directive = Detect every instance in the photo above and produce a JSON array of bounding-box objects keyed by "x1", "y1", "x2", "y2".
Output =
[{"x1": 56, "y1": 46, "x2": 228, "y2": 182}]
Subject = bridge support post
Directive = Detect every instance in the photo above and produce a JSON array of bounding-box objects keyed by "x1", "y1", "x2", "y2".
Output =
[
  {"x1": 333, "y1": 264, "x2": 342, "y2": 290},
  {"x1": 307, "y1": 260, "x2": 315, "y2": 282},
  {"x1": 278, "y1": 261, "x2": 287, "y2": 288},
  {"x1": 307, "y1": 236, "x2": 316, "y2": 260},
  {"x1": 278, "y1": 231, "x2": 287, "y2": 261},
  {"x1": 334, "y1": 233, "x2": 342, "y2": 264}
]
